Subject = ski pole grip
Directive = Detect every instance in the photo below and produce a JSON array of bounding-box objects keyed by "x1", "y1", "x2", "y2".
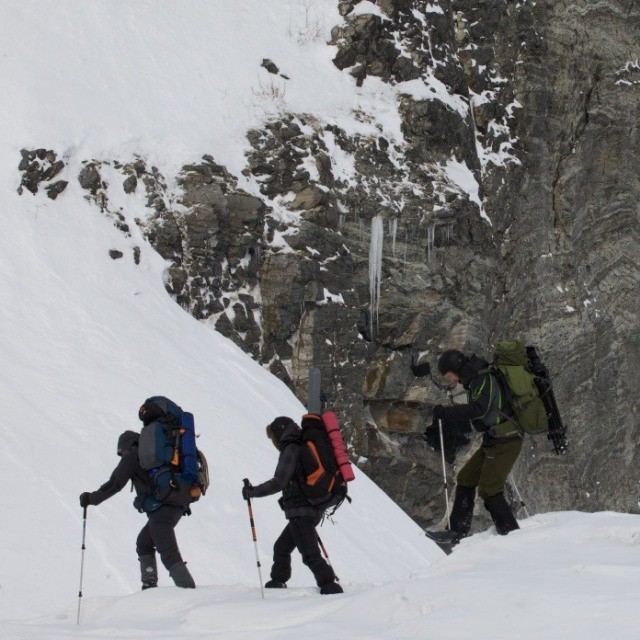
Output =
[{"x1": 243, "y1": 478, "x2": 252, "y2": 502}]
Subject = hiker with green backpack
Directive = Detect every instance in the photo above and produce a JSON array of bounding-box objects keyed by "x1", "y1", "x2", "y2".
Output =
[{"x1": 424, "y1": 344, "x2": 535, "y2": 547}]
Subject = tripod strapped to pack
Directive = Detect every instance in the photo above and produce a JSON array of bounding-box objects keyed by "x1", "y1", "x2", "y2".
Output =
[{"x1": 525, "y1": 345, "x2": 568, "y2": 455}]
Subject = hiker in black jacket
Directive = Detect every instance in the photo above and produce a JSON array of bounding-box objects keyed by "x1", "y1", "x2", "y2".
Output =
[
  {"x1": 425, "y1": 350, "x2": 522, "y2": 547},
  {"x1": 79, "y1": 430, "x2": 195, "y2": 590},
  {"x1": 242, "y1": 416, "x2": 343, "y2": 595}
]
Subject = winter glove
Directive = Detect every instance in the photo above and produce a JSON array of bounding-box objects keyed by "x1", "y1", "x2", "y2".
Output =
[
  {"x1": 242, "y1": 482, "x2": 254, "y2": 501},
  {"x1": 421, "y1": 425, "x2": 440, "y2": 450},
  {"x1": 432, "y1": 405, "x2": 445, "y2": 422},
  {"x1": 421, "y1": 422, "x2": 472, "y2": 465},
  {"x1": 79, "y1": 492, "x2": 92, "y2": 508}
]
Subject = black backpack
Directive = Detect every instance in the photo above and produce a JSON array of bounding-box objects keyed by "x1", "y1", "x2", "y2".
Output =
[{"x1": 298, "y1": 414, "x2": 348, "y2": 512}]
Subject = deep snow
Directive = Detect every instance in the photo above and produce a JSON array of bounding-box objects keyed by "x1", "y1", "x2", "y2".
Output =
[
  {"x1": 3, "y1": 512, "x2": 640, "y2": 639},
  {"x1": 1, "y1": 2, "x2": 639, "y2": 639}
]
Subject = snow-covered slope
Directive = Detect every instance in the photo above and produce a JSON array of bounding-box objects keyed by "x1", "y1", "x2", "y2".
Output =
[
  {"x1": 0, "y1": 1, "x2": 449, "y2": 620},
  {"x1": 0, "y1": 183, "x2": 441, "y2": 621}
]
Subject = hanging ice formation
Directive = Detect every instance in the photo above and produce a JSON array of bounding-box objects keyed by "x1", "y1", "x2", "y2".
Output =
[
  {"x1": 403, "y1": 227, "x2": 408, "y2": 270},
  {"x1": 427, "y1": 223, "x2": 436, "y2": 262},
  {"x1": 389, "y1": 218, "x2": 398, "y2": 256},
  {"x1": 369, "y1": 215, "x2": 384, "y2": 336}
]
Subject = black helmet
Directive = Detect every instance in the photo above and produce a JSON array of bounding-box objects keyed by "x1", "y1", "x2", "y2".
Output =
[{"x1": 437, "y1": 349, "x2": 467, "y2": 376}]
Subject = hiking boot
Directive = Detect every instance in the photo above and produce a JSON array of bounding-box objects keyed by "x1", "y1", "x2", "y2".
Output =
[
  {"x1": 265, "y1": 580, "x2": 287, "y2": 589},
  {"x1": 169, "y1": 561, "x2": 196, "y2": 589},
  {"x1": 425, "y1": 529, "x2": 464, "y2": 546},
  {"x1": 449, "y1": 485, "x2": 476, "y2": 535},
  {"x1": 484, "y1": 493, "x2": 519, "y2": 535},
  {"x1": 139, "y1": 554, "x2": 158, "y2": 590},
  {"x1": 320, "y1": 581, "x2": 344, "y2": 595}
]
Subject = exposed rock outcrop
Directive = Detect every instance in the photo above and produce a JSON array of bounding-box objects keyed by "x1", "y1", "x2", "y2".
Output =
[{"x1": 18, "y1": 149, "x2": 67, "y2": 199}]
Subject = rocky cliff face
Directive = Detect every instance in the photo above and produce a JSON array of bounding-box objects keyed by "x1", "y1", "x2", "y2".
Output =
[
  {"x1": 19, "y1": 0, "x2": 639, "y2": 530},
  {"x1": 486, "y1": 0, "x2": 640, "y2": 518}
]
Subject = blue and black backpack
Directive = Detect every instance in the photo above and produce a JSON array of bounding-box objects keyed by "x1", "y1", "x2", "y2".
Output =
[{"x1": 137, "y1": 396, "x2": 209, "y2": 509}]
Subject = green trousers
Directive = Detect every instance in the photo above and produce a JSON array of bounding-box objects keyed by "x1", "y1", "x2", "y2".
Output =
[{"x1": 456, "y1": 438, "x2": 523, "y2": 499}]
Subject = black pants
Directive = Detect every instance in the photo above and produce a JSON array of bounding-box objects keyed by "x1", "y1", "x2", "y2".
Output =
[
  {"x1": 271, "y1": 516, "x2": 335, "y2": 586},
  {"x1": 136, "y1": 505, "x2": 184, "y2": 570}
]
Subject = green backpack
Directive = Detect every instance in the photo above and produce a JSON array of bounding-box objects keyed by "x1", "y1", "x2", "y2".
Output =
[{"x1": 489, "y1": 340, "x2": 549, "y2": 438}]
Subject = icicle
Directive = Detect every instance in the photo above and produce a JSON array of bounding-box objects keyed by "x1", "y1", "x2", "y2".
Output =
[
  {"x1": 369, "y1": 215, "x2": 384, "y2": 336},
  {"x1": 338, "y1": 213, "x2": 345, "y2": 231},
  {"x1": 427, "y1": 223, "x2": 435, "y2": 263},
  {"x1": 389, "y1": 218, "x2": 398, "y2": 257},
  {"x1": 403, "y1": 227, "x2": 408, "y2": 271}
]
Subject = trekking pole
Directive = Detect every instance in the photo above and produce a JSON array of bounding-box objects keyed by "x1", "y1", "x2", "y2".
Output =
[
  {"x1": 509, "y1": 474, "x2": 530, "y2": 518},
  {"x1": 438, "y1": 419, "x2": 452, "y2": 530},
  {"x1": 410, "y1": 357, "x2": 453, "y2": 530},
  {"x1": 76, "y1": 506, "x2": 88, "y2": 625},
  {"x1": 316, "y1": 533, "x2": 339, "y2": 582},
  {"x1": 243, "y1": 479, "x2": 265, "y2": 599}
]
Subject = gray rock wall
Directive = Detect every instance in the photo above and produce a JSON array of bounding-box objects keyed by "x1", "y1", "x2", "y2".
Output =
[
  {"x1": 19, "y1": 0, "x2": 639, "y2": 530},
  {"x1": 489, "y1": 0, "x2": 640, "y2": 515}
]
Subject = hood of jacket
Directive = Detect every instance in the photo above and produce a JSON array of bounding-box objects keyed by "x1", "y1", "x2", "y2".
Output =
[
  {"x1": 117, "y1": 430, "x2": 139, "y2": 456},
  {"x1": 460, "y1": 354, "x2": 490, "y2": 389},
  {"x1": 278, "y1": 421, "x2": 302, "y2": 450}
]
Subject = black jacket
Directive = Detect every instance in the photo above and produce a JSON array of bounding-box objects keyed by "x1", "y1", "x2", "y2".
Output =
[
  {"x1": 440, "y1": 356, "x2": 516, "y2": 446},
  {"x1": 251, "y1": 422, "x2": 323, "y2": 519},
  {"x1": 88, "y1": 431, "x2": 153, "y2": 506}
]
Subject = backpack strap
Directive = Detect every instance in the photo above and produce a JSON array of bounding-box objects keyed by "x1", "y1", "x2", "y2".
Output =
[
  {"x1": 168, "y1": 426, "x2": 182, "y2": 491},
  {"x1": 477, "y1": 366, "x2": 522, "y2": 438}
]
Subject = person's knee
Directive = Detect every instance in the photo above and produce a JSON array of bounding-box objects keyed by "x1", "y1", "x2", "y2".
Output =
[
  {"x1": 149, "y1": 523, "x2": 182, "y2": 568},
  {"x1": 136, "y1": 541, "x2": 155, "y2": 557},
  {"x1": 136, "y1": 527, "x2": 155, "y2": 557},
  {"x1": 157, "y1": 545, "x2": 183, "y2": 570},
  {"x1": 294, "y1": 533, "x2": 323, "y2": 567},
  {"x1": 456, "y1": 466, "x2": 480, "y2": 488},
  {"x1": 273, "y1": 533, "x2": 295, "y2": 557},
  {"x1": 478, "y1": 469, "x2": 509, "y2": 497}
]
